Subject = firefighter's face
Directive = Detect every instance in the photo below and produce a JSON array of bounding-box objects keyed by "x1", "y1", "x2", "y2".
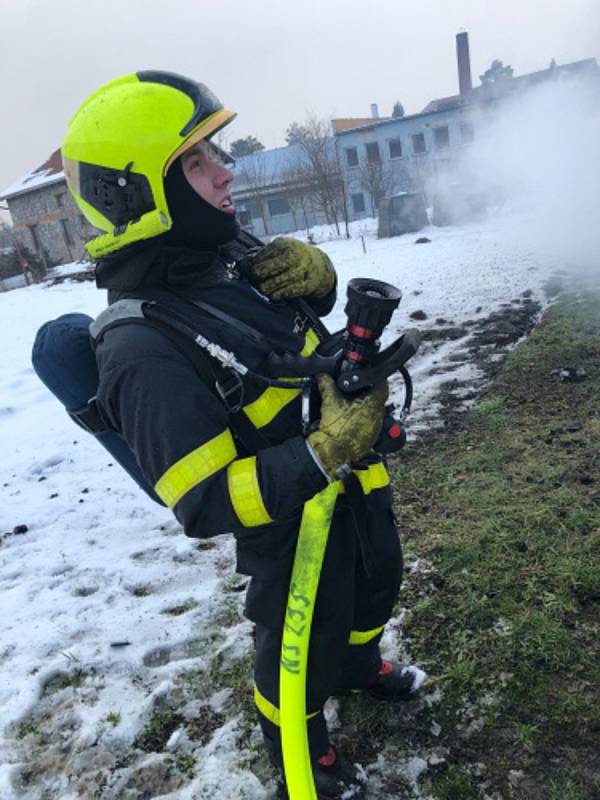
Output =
[{"x1": 180, "y1": 141, "x2": 236, "y2": 214}]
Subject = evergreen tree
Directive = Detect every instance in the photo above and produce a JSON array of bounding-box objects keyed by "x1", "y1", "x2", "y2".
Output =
[
  {"x1": 229, "y1": 136, "x2": 265, "y2": 158},
  {"x1": 392, "y1": 101, "x2": 405, "y2": 118},
  {"x1": 479, "y1": 60, "x2": 514, "y2": 85},
  {"x1": 285, "y1": 122, "x2": 310, "y2": 146}
]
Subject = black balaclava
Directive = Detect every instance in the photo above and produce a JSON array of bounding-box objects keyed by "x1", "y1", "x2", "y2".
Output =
[{"x1": 163, "y1": 156, "x2": 239, "y2": 250}]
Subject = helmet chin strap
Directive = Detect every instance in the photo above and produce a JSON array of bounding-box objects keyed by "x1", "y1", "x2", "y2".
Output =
[{"x1": 164, "y1": 158, "x2": 239, "y2": 249}]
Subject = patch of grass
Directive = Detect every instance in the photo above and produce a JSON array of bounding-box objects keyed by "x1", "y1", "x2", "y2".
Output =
[
  {"x1": 547, "y1": 773, "x2": 590, "y2": 800},
  {"x1": 16, "y1": 717, "x2": 41, "y2": 739},
  {"x1": 42, "y1": 670, "x2": 87, "y2": 696},
  {"x1": 134, "y1": 705, "x2": 184, "y2": 753},
  {"x1": 73, "y1": 585, "x2": 98, "y2": 597},
  {"x1": 175, "y1": 753, "x2": 196, "y2": 776},
  {"x1": 187, "y1": 705, "x2": 225, "y2": 745},
  {"x1": 514, "y1": 721, "x2": 539, "y2": 748},
  {"x1": 431, "y1": 765, "x2": 478, "y2": 800},
  {"x1": 128, "y1": 584, "x2": 153, "y2": 597},
  {"x1": 214, "y1": 597, "x2": 242, "y2": 628},
  {"x1": 161, "y1": 599, "x2": 198, "y2": 616},
  {"x1": 104, "y1": 711, "x2": 121, "y2": 727},
  {"x1": 387, "y1": 295, "x2": 600, "y2": 797}
]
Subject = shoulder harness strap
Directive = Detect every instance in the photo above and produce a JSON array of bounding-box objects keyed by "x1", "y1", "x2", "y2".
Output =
[{"x1": 90, "y1": 298, "x2": 270, "y2": 452}]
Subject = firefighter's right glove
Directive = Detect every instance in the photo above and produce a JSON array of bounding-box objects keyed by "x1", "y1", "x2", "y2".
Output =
[{"x1": 307, "y1": 374, "x2": 388, "y2": 480}]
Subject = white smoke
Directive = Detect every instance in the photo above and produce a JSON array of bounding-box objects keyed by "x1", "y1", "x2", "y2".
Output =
[{"x1": 439, "y1": 74, "x2": 600, "y2": 276}]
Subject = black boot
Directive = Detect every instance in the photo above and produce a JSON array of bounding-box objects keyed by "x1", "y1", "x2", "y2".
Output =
[
  {"x1": 278, "y1": 747, "x2": 367, "y2": 799},
  {"x1": 366, "y1": 660, "x2": 426, "y2": 702}
]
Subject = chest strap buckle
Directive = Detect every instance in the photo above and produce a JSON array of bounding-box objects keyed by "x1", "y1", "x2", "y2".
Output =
[{"x1": 215, "y1": 370, "x2": 245, "y2": 414}]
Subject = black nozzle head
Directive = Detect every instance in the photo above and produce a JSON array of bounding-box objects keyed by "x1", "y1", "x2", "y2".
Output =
[
  {"x1": 345, "y1": 278, "x2": 402, "y2": 333},
  {"x1": 346, "y1": 278, "x2": 402, "y2": 309}
]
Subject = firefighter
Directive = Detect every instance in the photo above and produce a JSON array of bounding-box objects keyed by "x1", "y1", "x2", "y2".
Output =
[{"x1": 61, "y1": 71, "x2": 422, "y2": 799}]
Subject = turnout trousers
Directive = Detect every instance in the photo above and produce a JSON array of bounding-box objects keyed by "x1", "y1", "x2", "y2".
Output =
[{"x1": 244, "y1": 497, "x2": 403, "y2": 765}]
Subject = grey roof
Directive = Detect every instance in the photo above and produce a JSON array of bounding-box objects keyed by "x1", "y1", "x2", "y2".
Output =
[{"x1": 231, "y1": 140, "x2": 336, "y2": 194}]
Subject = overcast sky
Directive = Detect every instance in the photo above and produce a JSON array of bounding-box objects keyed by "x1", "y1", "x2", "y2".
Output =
[{"x1": 1, "y1": 0, "x2": 599, "y2": 206}]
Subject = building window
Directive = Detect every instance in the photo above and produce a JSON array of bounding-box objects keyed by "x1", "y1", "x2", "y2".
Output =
[
  {"x1": 412, "y1": 133, "x2": 426, "y2": 154},
  {"x1": 351, "y1": 193, "x2": 366, "y2": 214},
  {"x1": 267, "y1": 196, "x2": 291, "y2": 217},
  {"x1": 60, "y1": 218, "x2": 74, "y2": 246},
  {"x1": 388, "y1": 138, "x2": 403, "y2": 159},
  {"x1": 238, "y1": 209, "x2": 252, "y2": 227},
  {"x1": 365, "y1": 142, "x2": 380, "y2": 164},
  {"x1": 345, "y1": 147, "x2": 359, "y2": 168},
  {"x1": 460, "y1": 122, "x2": 475, "y2": 143},
  {"x1": 239, "y1": 199, "x2": 261, "y2": 219},
  {"x1": 55, "y1": 192, "x2": 67, "y2": 208},
  {"x1": 434, "y1": 126, "x2": 450, "y2": 150}
]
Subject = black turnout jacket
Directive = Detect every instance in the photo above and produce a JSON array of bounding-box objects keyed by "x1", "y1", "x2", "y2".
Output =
[{"x1": 94, "y1": 233, "x2": 394, "y2": 582}]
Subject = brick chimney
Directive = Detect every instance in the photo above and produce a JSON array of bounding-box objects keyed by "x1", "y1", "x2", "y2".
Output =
[{"x1": 456, "y1": 31, "x2": 472, "y2": 96}]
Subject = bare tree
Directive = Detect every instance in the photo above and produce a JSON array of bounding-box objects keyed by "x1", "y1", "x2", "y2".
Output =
[
  {"x1": 357, "y1": 158, "x2": 400, "y2": 216},
  {"x1": 285, "y1": 115, "x2": 348, "y2": 237},
  {"x1": 280, "y1": 149, "x2": 316, "y2": 236},
  {"x1": 235, "y1": 153, "x2": 275, "y2": 236}
]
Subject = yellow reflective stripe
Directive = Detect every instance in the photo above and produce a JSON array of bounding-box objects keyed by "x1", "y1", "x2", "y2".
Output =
[
  {"x1": 349, "y1": 625, "x2": 385, "y2": 646},
  {"x1": 244, "y1": 386, "x2": 301, "y2": 428},
  {"x1": 154, "y1": 429, "x2": 237, "y2": 508},
  {"x1": 243, "y1": 328, "x2": 320, "y2": 429},
  {"x1": 227, "y1": 456, "x2": 273, "y2": 527},
  {"x1": 301, "y1": 328, "x2": 320, "y2": 357},
  {"x1": 339, "y1": 462, "x2": 390, "y2": 496},
  {"x1": 254, "y1": 685, "x2": 320, "y2": 727}
]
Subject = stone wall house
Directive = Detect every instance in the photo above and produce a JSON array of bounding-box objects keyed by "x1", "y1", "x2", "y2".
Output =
[{"x1": 0, "y1": 150, "x2": 95, "y2": 267}]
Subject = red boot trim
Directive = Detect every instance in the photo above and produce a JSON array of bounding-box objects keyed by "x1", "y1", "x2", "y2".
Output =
[
  {"x1": 318, "y1": 747, "x2": 337, "y2": 767},
  {"x1": 378, "y1": 659, "x2": 393, "y2": 677}
]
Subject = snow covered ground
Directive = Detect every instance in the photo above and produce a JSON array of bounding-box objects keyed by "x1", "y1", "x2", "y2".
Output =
[{"x1": 0, "y1": 213, "x2": 571, "y2": 799}]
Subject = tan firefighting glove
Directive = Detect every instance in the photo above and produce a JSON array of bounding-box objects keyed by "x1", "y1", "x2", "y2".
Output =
[
  {"x1": 252, "y1": 237, "x2": 336, "y2": 300},
  {"x1": 307, "y1": 374, "x2": 388, "y2": 480}
]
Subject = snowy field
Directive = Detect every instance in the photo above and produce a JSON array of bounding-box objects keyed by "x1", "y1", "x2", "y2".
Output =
[{"x1": 0, "y1": 214, "x2": 571, "y2": 799}]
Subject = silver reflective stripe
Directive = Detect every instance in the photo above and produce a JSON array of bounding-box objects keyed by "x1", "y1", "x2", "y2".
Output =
[{"x1": 90, "y1": 299, "x2": 147, "y2": 341}]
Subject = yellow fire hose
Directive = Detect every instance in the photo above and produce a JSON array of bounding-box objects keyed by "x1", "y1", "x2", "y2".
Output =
[{"x1": 279, "y1": 481, "x2": 341, "y2": 800}]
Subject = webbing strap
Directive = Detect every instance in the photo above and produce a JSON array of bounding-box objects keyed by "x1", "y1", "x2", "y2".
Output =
[
  {"x1": 227, "y1": 456, "x2": 272, "y2": 526},
  {"x1": 254, "y1": 685, "x2": 320, "y2": 728}
]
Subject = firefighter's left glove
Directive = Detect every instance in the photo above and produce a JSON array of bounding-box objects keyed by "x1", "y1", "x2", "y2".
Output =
[
  {"x1": 307, "y1": 375, "x2": 388, "y2": 480},
  {"x1": 252, "y1": 237, "x2": 336, "y2": 300}
]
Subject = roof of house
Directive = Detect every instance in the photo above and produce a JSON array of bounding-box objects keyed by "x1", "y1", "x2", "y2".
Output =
[
  {"x1": 421, "y1": 94, "x2": 463, "y2": 113},
  {"x1": 0, "y1": 149, "x2": 65, "y2": 201},
  {"x1": 420, "y1": 57, "x2": 599, "y2": 113},
  {"x1": 332, "y1": 117, "x2": 391, "y2": 133},
  {"x1": 231, "y1": 140, "x2": 337, "y2": 195},
  {"x1": 335, "y1": 56, "x2": 599, "y2": 137}
]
